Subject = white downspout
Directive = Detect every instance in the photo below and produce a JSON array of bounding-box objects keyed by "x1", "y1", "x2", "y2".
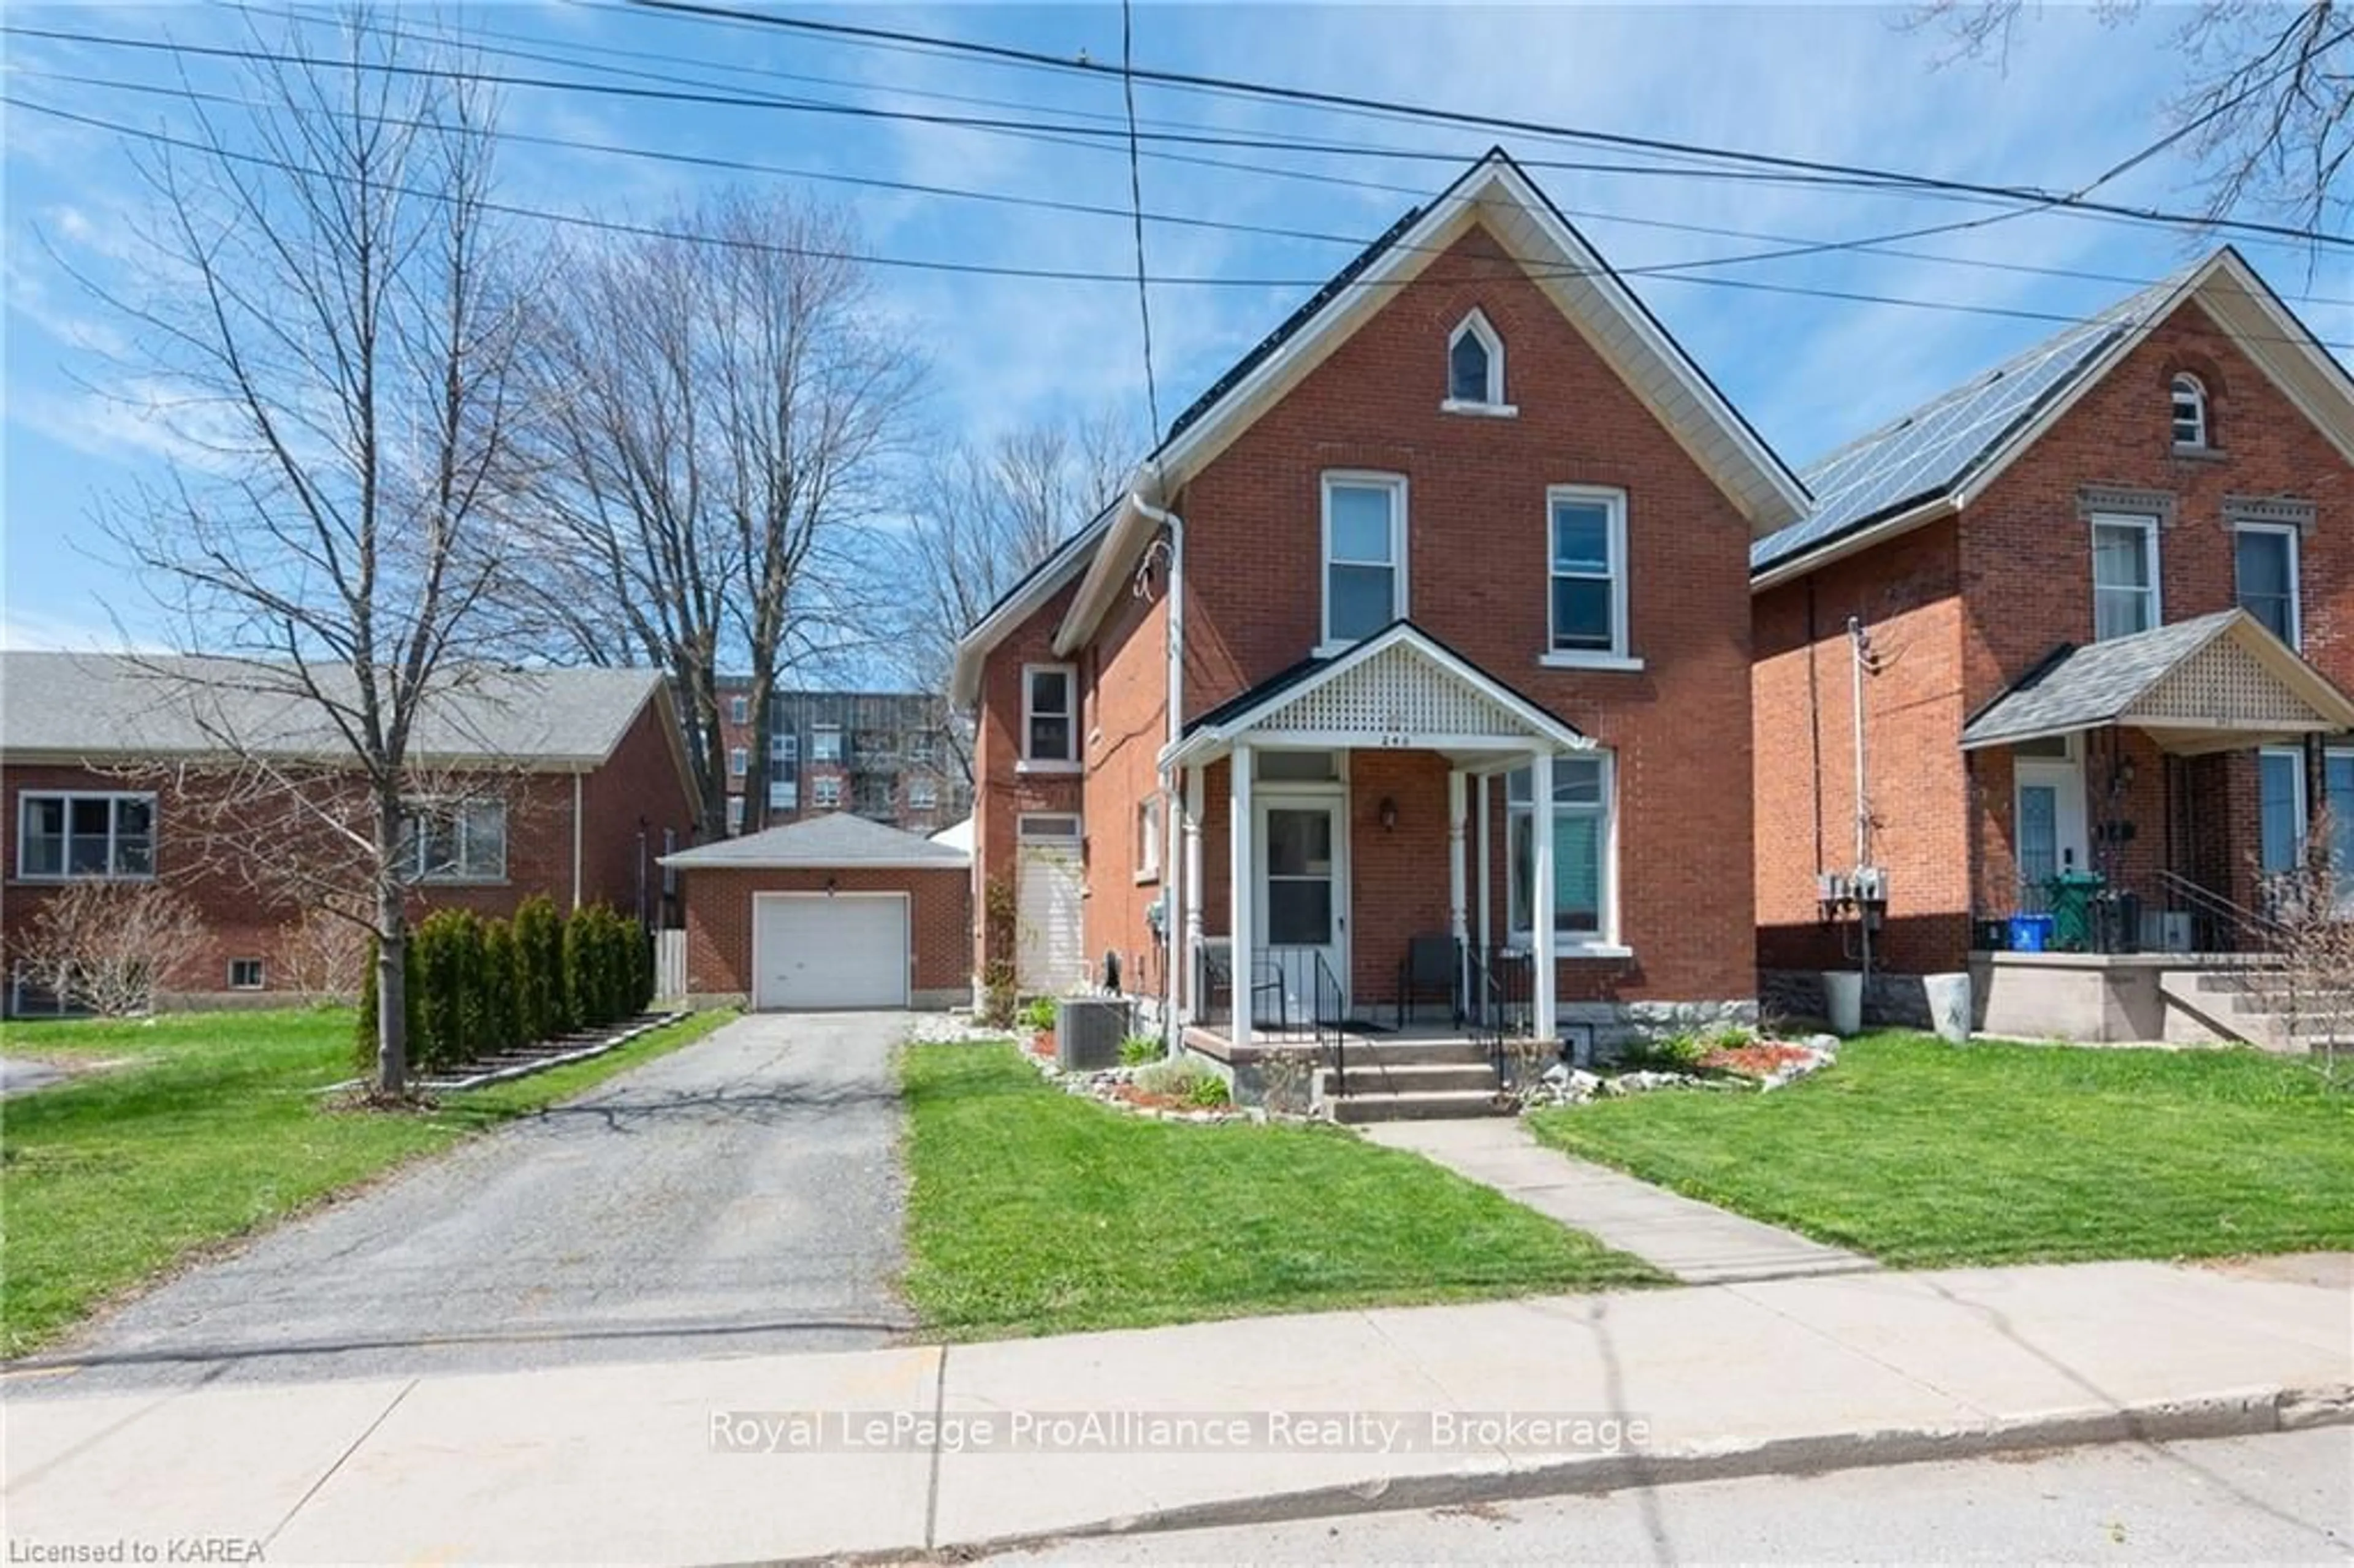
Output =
[
  {"x1": 1132, "y1": 481, "x2": 1186, "y2": 1052},
  {"x1": 571, "y1": 770, "x2": 585, "y2": 911}
]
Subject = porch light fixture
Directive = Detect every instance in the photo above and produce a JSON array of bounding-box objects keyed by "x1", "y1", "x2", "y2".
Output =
[{"x1": 1380, "y1": 796, "x2": 1398, "y2": 832}]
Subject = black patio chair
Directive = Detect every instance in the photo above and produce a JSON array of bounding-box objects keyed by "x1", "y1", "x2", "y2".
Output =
[{"x1": 1396, "y1": 934, "x2": 1460, "y2": 1029}]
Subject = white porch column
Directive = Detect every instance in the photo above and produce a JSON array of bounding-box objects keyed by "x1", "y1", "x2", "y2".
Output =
[
  {"x1": 1476, "y1": 773, "x2": 1491, "y2": 962},
  {"x1": 1182, "y1": 765, "x2": 1205, "y2": 1023},
  {"x1": 1447, "y1": 767, "x2": 1469, "y2": 1016},
  {"x1": 1530, "y1": 747, "x2": 1558, "y2": 1047},
  {"x1": 1228, "y1": 742, "x2": 1255, "y2": 1048}
]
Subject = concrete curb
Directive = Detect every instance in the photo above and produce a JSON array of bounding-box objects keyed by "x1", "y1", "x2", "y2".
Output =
[{"x1": 798, "y1": 1381, "x2": 2354, "y2": 1564}]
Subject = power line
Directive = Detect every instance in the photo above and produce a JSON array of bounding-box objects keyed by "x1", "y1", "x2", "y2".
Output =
[
  {"x1": 20, "y1": 93, "x2": 2353, "y2": 357},
  {"x1": 25, "y1": 51, "x2": 2354, "y2": 318},
  {"x1": 625, "y1": 0, "x2": 2354, "y2": 252},
  {"x1": 1116, "y1": 0, "x2": 1159, "y2": 437}
]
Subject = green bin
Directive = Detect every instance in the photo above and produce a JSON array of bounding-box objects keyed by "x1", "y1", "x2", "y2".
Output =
[{"x1": 2046, "y1": 869, "x2": 2105, "y2": 951}]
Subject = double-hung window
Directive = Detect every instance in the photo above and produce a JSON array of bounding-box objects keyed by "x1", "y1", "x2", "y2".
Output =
[
  {"x1": 813, "y1": 776, "x2": 842, "y2": 809},
  {"x1": 729, "y1": 695, "x2": 750, "y2": 725},
  {"x1": 812, "y1": 725, "x2": 843, "y2": 763},
  {"x1": 1506, "y1": 756, "x2": 1612, "y2": 945},
  {"x1": 406, "y1": 799, "x2": 507, "y2": 882},
  {"x1": 1545, "y1": 486, "x2": 1629, "y2": 661},
  {"x1": 2090, "y1": 514, "x2": 2160, "y2": 641},
  {"x1": 1022, "y1": 664, "x2": 1077, "y2": 764},
  {"x1": 2171, "y1": 374, "x2": 2209, "y2": 449},
  {"x1": 728, "y1": 746, "x2": 748, "y2": 778},
  {"x1": 17, "y1": 791, "x2": 155, "y2": 880},
  {"x1": 1136, "y1": 794, "x2": 1163, "y2": 881},
  {"x1": 2235, "y1": 524, "x2": 2299, "y2": 647},
  {"x1": 1321, "y1": 473, "x2": 1406, "y2": 648}
]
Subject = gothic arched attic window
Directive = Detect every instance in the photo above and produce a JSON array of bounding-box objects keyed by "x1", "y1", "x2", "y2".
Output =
[
  {"x1": 1446, "y1": 308, "x2": 1508, "y2": 410},
  {"x1": 2171, "y1": 372, "x2": 2209, "y2": 450}
]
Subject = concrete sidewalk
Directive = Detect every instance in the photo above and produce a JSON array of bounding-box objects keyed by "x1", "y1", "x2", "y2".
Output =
[
  {"x1": 5, "y1": 1259, "x2": 2348, "y2": 1564},
  {"x1": 1364, "y1": 1118, "x2": 1873, "y2": 1283}
]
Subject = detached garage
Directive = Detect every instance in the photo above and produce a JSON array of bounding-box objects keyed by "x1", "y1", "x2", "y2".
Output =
[{"x1": 661, "y1": 814, "x2": 971, "y2": 1011}]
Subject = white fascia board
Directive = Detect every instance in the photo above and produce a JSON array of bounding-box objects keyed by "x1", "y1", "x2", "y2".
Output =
[{"x1": 948, "y1": 515, "x2": 1108, "y2": 708}]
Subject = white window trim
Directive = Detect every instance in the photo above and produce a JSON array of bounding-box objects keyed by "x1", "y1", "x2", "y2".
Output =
[
  {"x1": 2171, "y1": 373, "x2": 2209, "y2": 451},
  {"x1": 812, "y1": 776, "x2": 843, "y2": 809},
  {"x1": 728, "y1": 745, "x2": 748, "y2": 778},
  {"x1": 227, "y1": 957, "x2": 265, "y2": 991},
  {"x1": 1541, "y1": 484, "x2": 1637, "y2": 668},
  {"x1": 1442, "y1": 308, "x2": 1515, "y2": 416},
  {"x1": 1135, "y1": 793, "x2": 1164, "y2": 883},
  {"x1": 2261, "y1": 745, "x2": 2307, "y2": 877},
  {"x1": 771, "y1": 733, "x2": 798, "y2": 761},
  {"x1": 729, "y1": 695, "x2": 750, "y2": 725},
  {"x1": 1504, "y1": 752, "x2": 1623, "y2": 954},
  {"x1": 1021, "y1": 661, "x2": 1080, "y2": 765},
  {"x1": 406, "y1": 798, "x2": 508, "y2": 883},
  {"x1": 2234, "y1": 520, "x2": 2301, "y2": 649},
  {"x1": 812, "y1": 724, "x2": 844, "y2": 763},
  {"x1": 2089, "y1": 512, "x2": 2162, "y2": 641},
  {"x1": 726, "y1": 794, "x2": 746, "y2": 833},
  {"x1": 15, "y1": 790, "x2": 158, "y2": 881},
  {"x1": 909, "y1": 779, "x2": 939, "y2": 810},
  {"x1": 1018, "y1": 812, "x2": 1083, "y2": 844},
  {"x1": 1318, "y1": 471, "x2": 1409, "y2": 657}
]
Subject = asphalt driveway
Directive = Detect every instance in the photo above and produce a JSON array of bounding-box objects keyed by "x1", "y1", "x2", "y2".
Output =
[{"x1": 23, "y1": 1012, "x2": 913, "y2": 1391}]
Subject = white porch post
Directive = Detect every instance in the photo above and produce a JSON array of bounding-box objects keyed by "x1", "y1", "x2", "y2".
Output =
[
  {"x1": 1530, "y1": 747, "x2": 1558, "y2": 1047},
  {"x1": 1182, "y1": 765, "x2": 1205, "y2": 1023},
  {"x1": 1447, "y1": 767, "x2": 1469, "y2": 1018},
  {"x1": 1229, "y1": 742, "x2": 1255, "y2": 1048},
  {"x1": 1476, "y1": 773, "x2": 1491, "y2": 964}
]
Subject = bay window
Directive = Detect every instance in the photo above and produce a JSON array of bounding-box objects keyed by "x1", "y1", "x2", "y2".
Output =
[{"x1": 1506, "y1": 755, "x2": 1612, "y2": 944}]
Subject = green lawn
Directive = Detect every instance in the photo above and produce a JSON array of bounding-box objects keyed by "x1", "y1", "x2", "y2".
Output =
[
  {"x1": 899, "y1": 1043, "x2": 1661, "y2": 1339},
  {"x1": 1528, "y1": 1032, "x2": 2354, "y2": 1268},
  {"x1": 0, "y1": 1006, "x2": 732, "y2": 1357}
]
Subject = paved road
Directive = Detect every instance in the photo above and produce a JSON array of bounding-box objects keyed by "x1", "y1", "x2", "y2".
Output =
[
  {"x1": 21, "y1": 1012, "x2": 913, "y2": 1391},
  {"x1": 1000, "y1": 1428, "x2": 2354, "y2": 1564}
]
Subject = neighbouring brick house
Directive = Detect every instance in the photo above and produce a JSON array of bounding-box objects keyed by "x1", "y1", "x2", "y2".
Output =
[
  {"x1": 949, "y1": 150, "x2": 1812, "y2": 1113},
  {"x1": 1750, "y1": 249, "x2": 2354, "y2": 1044},
  {"x1": 662, "y1": 811, "x2": 970, "y2": 1010},
  {"x1": 709, "y1": 681, "x2": 969, "y2": 839},
  {"x1": 2, "y1": 653, "x2": 700, "y2": 1010}
]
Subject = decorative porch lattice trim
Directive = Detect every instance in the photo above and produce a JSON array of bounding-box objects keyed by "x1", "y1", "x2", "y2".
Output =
[
  {"x1": 2129, "y1": 634, "x2": 2320, "y2": 729},
  {"x1": 1256, "y1": 641, "x2": 1535, "y2": 739}
]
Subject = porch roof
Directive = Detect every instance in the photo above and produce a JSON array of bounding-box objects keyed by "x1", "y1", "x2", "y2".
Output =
[
  {"x1": 1167, "y1": 621, "x2": 1588, "y2": 766},
  {"x1": 1959, "y1": 608, "x2": 2354, "y2": 755}
]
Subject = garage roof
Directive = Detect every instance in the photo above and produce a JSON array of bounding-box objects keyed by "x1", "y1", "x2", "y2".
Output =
[{"x1": 660, "y1": 811, "x2": 971, "y2": 870}]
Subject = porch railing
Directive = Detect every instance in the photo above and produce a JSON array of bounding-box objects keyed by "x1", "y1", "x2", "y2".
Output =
[
  {"x1": 1195, "y1": 941, "x2": 1352, "y2": 1091},
  {"x1": 1984, "y1": 869, "x2": 2279, "y2": 957},
  {"x1": 1466, "y1": 945, "x2": 1533, "y2": 1090}
]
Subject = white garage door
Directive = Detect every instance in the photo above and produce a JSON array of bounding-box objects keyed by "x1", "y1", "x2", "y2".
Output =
[{"x1": 752, "y1": 892, "x2": 909, "y2": 1010}]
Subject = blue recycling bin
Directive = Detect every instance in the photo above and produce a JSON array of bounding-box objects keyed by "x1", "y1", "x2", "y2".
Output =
[{"x1": 2007, "y1": 914, "x2": 2055, "y2": 953}]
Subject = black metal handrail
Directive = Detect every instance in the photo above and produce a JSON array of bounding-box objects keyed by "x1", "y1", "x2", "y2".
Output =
[{"x1": 1466, "y1": 946, "x2": 1533, "y2": 1090}]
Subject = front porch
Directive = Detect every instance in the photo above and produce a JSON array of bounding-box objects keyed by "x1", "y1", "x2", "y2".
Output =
[{"x1": 1149, "y1": 625, "x2": 1609, "y2": 1116}]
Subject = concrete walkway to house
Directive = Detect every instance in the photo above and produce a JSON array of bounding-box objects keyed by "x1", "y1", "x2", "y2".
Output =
[
  {"x1": 1363, "y1": 1117, "x2": 1875, "y2": 1284},
  {"x1": 5, "y1": 1258, "x2": 2347, "y2": 1563}
]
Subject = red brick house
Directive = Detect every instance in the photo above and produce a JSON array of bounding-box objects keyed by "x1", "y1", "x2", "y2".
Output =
[
  {"x1": 1, "y1": 653, "x2": 700, "y2": 1009},
  {"x1": 1750, "y1": 249, "x2": 2354, "y2": 1043},
  {"x1": 950, "y1": 150, "x2": 1811, "y2": 1111}
]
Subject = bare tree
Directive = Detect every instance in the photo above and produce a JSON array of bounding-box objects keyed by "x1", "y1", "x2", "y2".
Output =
[
  {"x1": 78, "y1": 9, "x2": 533, "y2": 1093},
  {"x1": 885, "y1": 413, "x2": 1137, "y2": 778},
  {"x1": 2257, "y1": 808, "x2": 2354, "y2": 1086},
  {"x1": 508, "y1": 194, "x2": 923, "y2": 835},
  {"x1": 1912, "y1": 1, "x2": 2353, "y2": 230},
  {"x1": 12, "y1": 883, "x2": 204, "y2": 1018}
]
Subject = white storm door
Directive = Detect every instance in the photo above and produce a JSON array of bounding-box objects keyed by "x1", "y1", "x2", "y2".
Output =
[{"x1": 1252, "y1": 796, "x2": 1347, "y2": 1027}]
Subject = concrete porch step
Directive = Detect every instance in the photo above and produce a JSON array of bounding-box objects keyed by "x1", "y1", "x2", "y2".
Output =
[
  {"x1": 1318, "y1": 1061, "x2": 1496, "y2": 1095},
  {"x1": 1328, "y1": 1087, "x2": 1516, "y2": 1124},
  {"x1": 1325, "y1": 1037, "x2": 1492, "y2": 1067}
]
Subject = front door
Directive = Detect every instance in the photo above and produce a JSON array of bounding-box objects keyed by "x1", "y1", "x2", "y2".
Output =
[
  {"x1": 2015, "y1": 749, "x2": 2089, "y2": 897},
  {"x1": 1254, "y1": 797, "x2": 1347, "y2": 1027}
]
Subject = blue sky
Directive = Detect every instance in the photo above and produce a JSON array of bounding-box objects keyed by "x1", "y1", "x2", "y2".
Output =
[{"x1": 7, "y1": 2, "x2": 2350, "y2": 653}]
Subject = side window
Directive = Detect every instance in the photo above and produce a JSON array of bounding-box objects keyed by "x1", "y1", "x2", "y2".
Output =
[
  {"x1": 1445, "y1": 310, "x2": 1506, "y2": 408},
  {"x1": 1023, "y1": 664, "x2": 1077, "y2": 763},
  {"x1": 2171, "y1": 373, "x2": 2209, "y2": 450}
]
